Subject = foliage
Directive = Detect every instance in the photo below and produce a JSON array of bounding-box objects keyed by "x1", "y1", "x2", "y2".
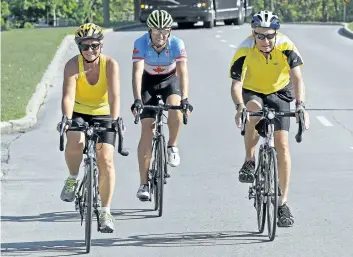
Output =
[
  {"x1": 1, "y1": 0, "x2": 352, "y2": 30},
  {"x1": 1, "y1": 0, "x2": 134, "y2": 30},
  {"x1": 250, "y1": 0, "x2": 353, "y2": 22}
]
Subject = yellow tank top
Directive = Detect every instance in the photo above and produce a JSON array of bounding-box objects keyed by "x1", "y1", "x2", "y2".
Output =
[{"x1": 73, "y1": 55, "x2": 110, "y2": 115}]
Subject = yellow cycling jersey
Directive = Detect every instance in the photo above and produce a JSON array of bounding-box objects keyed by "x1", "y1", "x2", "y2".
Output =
[
  {"x1": 73, "y1": 55, "x2": 110, "y2": 115},
  {"x1": 229, "y1": 32, "x2": 304, "y2": 95}
]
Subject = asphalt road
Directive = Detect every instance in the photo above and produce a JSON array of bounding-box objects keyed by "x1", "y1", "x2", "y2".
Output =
[{"x1": 1, "y1": 23, "x2": 353, "y2": 257}]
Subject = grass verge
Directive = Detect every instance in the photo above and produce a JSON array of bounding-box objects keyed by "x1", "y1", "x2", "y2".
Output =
[
  {"x1": 1, "y1": 21, "x2": 137, "y2": 122},
  {"x1": 348, "y1": 22, "x2": 353, "y2": 31}
]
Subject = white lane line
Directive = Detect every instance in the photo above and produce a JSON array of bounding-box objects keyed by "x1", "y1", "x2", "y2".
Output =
[
  {"x1": 217, "y1": 30, "x2": 223, "y2": 33},
  {"x1": 316, "y1": 116, "x2": 333, "y2": 127},
  {"x1": 215, "y1": 34, "x2": 221, "y2": 38},
  {"x1": 229, "y1": 44, "x2": 237, "y2": 48},
  {"x1": 350, "y1": 147, "x2": 353, "y2": 150},
  {"x1": 220, "y1": 39, "x2": 227, "y2": 43},
  {"x1": 232, "y1": 26, "x2": 240, "y2": 29}
]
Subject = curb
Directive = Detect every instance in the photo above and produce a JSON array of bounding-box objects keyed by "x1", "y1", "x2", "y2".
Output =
[
  {"x1": 342, "y1": 23, "x2": 353, "y2": 39},
  {"x1": 0, "y1": 23, "x2": 143, "y2": 135}
]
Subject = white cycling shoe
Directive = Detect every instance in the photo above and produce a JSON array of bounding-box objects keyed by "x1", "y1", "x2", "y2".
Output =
[
  {"x1": 167, "y1": 146, "x2": 180, "y2": 167},
  {"x1": 136, "y1": 184, "x2": 150, "y2": 201}
]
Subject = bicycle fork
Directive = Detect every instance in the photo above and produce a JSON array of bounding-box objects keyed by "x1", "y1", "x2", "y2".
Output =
[{"x1": 74, "y1": 157, "x2": 101, "y2": 229}]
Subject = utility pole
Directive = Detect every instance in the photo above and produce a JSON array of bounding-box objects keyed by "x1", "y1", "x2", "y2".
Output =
[
  {"x1": 103, "y1": 0, "x2": 110, "y2": 25},
  {"x1": 343, "y1": 2, "x2": 347, "y2": 22}
]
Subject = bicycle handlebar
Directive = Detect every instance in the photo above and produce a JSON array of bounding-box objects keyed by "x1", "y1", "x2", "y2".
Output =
[
  {"x1": 133, "y1": 104, "x2": 189, "y2": 125},
  {"x1": 59, "y1": 115, "x2": 129, "y2": 156},
  {"x1": 240, "y1": 107, "x2": 305, "y2": 143}
]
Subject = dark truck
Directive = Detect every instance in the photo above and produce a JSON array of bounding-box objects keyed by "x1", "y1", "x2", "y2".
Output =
[{"x1": 139, "y1": 0, "x2": 253, "y2": 29}]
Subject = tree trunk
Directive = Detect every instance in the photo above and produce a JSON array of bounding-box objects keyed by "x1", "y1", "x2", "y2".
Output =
[
  {"x1": 134, "y1": 0, "x2": 140, "y2": 22},
  {"x1": 322, "y1": 0, "x2": 328, "y2": 22},
  {"x1": 333, "y1": 0, "x2": 339, "y2": 21}
]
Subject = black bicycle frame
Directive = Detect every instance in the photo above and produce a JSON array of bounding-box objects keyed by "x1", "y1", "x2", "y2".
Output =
[{"x1": 58, "y1": 115, "x2": 129, "y2": 252}]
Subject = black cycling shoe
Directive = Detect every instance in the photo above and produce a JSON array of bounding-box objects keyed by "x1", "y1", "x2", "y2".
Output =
[
  {"x1": 238, "y1": 160, "x2": 255, "y2": 183},
  {"x1": 277, "y1": 202, "x2": 294, "y2": 227}
]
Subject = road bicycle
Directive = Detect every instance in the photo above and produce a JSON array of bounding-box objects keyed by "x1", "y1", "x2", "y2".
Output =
[
  {"x1": 240, "y1": 106, "x2": 305, "y2": 241},
  {"x1": 59, "y1": 115, "x2": 129, "y2": 253},
  {"x1": 134, "y1": 95, "x2": 190, "y2": 217}
]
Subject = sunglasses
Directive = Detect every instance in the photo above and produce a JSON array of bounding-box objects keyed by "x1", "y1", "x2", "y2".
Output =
[
  {"x1": 150, "y1": 28, "x2": 171, "y2": 36},
  {"x1": 254, "y1": 32, "x2": 276, "y2": 40},
  {"x1": 78, "y1": 43, "x2": 101, "y2": 51}
]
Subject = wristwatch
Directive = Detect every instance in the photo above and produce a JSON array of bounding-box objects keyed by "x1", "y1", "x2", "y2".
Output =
[{"x1": 295, "y1": 100, "x2": 305, "y2": 109}]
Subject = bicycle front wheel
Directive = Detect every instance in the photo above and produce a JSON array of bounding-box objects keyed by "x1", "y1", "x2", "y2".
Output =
[
  {"x1": 255, "y1": 148, "x2": 266, "y2": 233},
  {"x1": 84, "y1": 157, "x2": 94, "y2": 253},
  {"x1": 156, "y1": 136, "x2": 167, "y2": 217},
  {"x1": 266, "y1": 147, "x2": 278, "y2": 241}
]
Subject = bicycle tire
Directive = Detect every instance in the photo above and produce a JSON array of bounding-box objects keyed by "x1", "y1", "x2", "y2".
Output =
[
  {"x1": 157, "y1": 136, "x2": 166, "y2": 217},
  {"x1": 152, "y1": 140, "x2": 159, "y2": 211},
  {"x1": 266, "y1": 147, "x2": 278, "y2": 241},
  {"x1": 255, "y1": 147, "x2": 266, "y2": 233},
  {"x1": 85, "y1": 157, "x2": 94, "y2": 253}
]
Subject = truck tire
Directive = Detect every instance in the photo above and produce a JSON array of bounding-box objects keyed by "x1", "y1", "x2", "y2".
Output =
[
  {"x1": 234, "y1": 8, "x2": 244, "y2": 25},
  {"x1": 204, "y1": 18, "x2": 214, "y2": 28},
  {"x1": 178, "y1": 22, "x2": 194, "y2": 29},
  {"x1": 224, "y1": 19, "x2": 233, "y2": 25}
]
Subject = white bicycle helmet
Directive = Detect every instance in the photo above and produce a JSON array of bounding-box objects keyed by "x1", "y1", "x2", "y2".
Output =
[
  {"x1": 251, "y1": 10, "x2": 280, "y2": 30},
  {"x1": 146, "y1": 10, "x2": 173, "y2": 29}
]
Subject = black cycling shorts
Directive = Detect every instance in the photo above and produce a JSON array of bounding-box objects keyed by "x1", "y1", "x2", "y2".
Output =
[
  {"x1": 71, "y1": 112, "x2": 116, "y2": 146},
  {"x1": 140, "y1": 71, "x2": 181, "y2": 120},
  {"x1": 242, "y1": 84, "x2": 295, "y2": 132}
]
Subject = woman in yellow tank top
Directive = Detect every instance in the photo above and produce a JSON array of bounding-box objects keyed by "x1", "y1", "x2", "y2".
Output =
[{"x1": 58, "y1": 23, "x2": 121, "y2": 233}]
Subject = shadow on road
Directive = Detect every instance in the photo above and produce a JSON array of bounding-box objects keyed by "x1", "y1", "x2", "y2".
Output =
[
  {"x1": 1, "y1": 230, "x2": 268, "y2": 256},
  {"x1": 338, "y1": 27, "x2": 353, "y2": 40},
  {"x1": 0, "y1": 209, "x2": 158, "y2": 223},
  {"x1": 1, "y1": 211, "x2": 81, "y2": 223}
]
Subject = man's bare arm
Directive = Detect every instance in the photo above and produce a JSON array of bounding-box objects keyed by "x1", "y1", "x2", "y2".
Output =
[
  {"x1": 61, "y1": 59, "x2": 77, "y2": 119},
  {"x1": 231, "y1": 79, "x2": 244, "y2": 109},
  {"x1": 132, "y1": 61, "x2": 144, "y2": 100},
  {"x1": 107, "y1": 58, "x2": 121, "y2": 120},
  {"x1": 176, "y1": 60, "x2": 189, "y2": 99},
  {"x1": 289, "y1": 66, "x2": 305, "y2": 103}
]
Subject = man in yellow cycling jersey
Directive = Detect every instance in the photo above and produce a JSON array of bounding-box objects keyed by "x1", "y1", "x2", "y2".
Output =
[
  {"x1": 229, "y1": 10, "x2": 310, "y2": 227},
  {"x1": 59, "y1": 23, "x2": 120, "y2": 233}
]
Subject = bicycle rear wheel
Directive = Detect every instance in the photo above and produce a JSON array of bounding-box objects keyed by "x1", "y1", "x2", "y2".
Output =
[
  {"x1": 266, "y1": 147, "x2": 278, "y2": 241},
  {"x1": 255, "y1": 148, "x2": 266, "y2": 233},
  {"x1": 84, "y1": 157, "x2": 94, "y2": 253}
]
